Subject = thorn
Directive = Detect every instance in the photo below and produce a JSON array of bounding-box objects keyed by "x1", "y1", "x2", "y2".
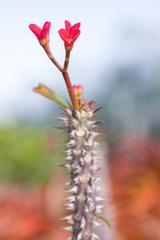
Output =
[
  {"x1": 63, "y1": 226, "x2": 73, "y2": 232},
  {"x1": 85, "y1": 139, "x2": 93, "y2": 147},
  {"x1": 95, "y1": 121, "x2": 102, "y2": 125},
  {"x1": 71, "y1": 118, "x2": 79, "y2": 126},
  {"x1": 80, "y1": 217, "x2": 86, "y2": 228},
  {"x1": 60, "y1": 215, "x2": 71, "y2": 221},
  {"x1": 95, "y1": 197, "x2": 104, "y2": 202},
  {"x1": 94, "y1": 157, "x2": 102, "y2": 161},
  {"x1": 66, "y1": 149, "x2": 72, "y2": 155},
  {"x1": 69, "y1": 130, "x2": 76, "y2": 137},
  {"x1": 66, "y1": 186, "x2": 78, "y2": 194},
  {"x1": 53, "y1": 125, "x2": 65, "y2": 130},
  {"x1": 91, "y1": 132, "x2": 100, "y2": 138},
  {"x1": 95, "y1": 186, "x2": 102, "y2": 192},
  {"x1": 73, "y1": 177, "x2": 79, "y2": 184},
  {"x1": 87, "y1": 196, "x2": 94, "y2": 202},
  {"x1": 66, "y1": 156, "x2": 72, "y2": 161},
  {"x1": 87, "y1": 120, "x2": 97, "y2": 126},
  {"x1": 61, "y1": 215, "x2": 74, "y2": 224},
  {"x1": 75, "y1": 166, "x2": 82, "y2": 174},
  {"x1": 96, "y1": 205, "x2": 104, "y2": 214},
  {"x1": 59, "y1": 106, "x2": 66, "y2": 111},
  {"x1": 65, "y1": 203, "x2": 75, "y2": 211},
  {"x1": 94, "y1": 220, "x2": 103, "y2": 227},
  {"x1": 77, "y1": 233, "x2": 82, "y2": 240},
  {"x1": 58, "y1": 162, "x2": 64, "y2": 168},
  {"x1": 93, "y1": 177, "x2": 101, "y2": 183},
  {"x1": 88, "y1": 201, "x2": 95, "y2": 211},
  {"x1": 87, "y1": 110, "x2": 94, "y2": 118},
  {"x1": 80, "y1": 157, "x2": 85, "y2": 166},
  {"x1": 63, "y1": 108, "x2": 72, "y2": 116},
  {"x1": 94, "y1": 141, "x2": 99, "y2": 147},
  {"x1": 94, "y1": 107, "x2": 102, "y2": 113},
  {"x1": 57, "y1": 117, "x2": 67, "y2": 121},
  {"x1": 65, "y1": 164, "x2": 71, "y2": 170},
  {"x1": 67, "y1": 139, "x2": 76, "y2": 146},
  {"x1": 92, "y1": 233, "x2": 101, "y2": 240},
  {"x1": 64, "y1": 182, "x2": 70, "y2": 186},
  {"x1": 66, "y1": 196, "x2": 76, "y2": 202},
  {"x1": 91, "y1": 165, "x2": 101, "y2": 171}
]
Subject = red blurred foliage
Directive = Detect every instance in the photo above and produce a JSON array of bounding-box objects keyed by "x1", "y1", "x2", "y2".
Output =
[
  {"x1": 0, "y1": 178, "x2": 70, "y2": 240},
  {"x1": 109, "y1": 135, "x2": 160, "y2": 240}
]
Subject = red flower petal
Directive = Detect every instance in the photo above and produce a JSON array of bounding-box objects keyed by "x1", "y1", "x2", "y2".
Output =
[
  {"x1": 71, "y1": 22, "x2": 81, "y2": 30},
  {"x1": 58, "y1": 21, "x2": 81, "y2": 47},
  {"x1": 58, "y1": 29, "x2": 70, "y2": 42},
  {"x1": 70, "y1": 28, "x2": 81, "y2": 42},
  {"x1": 39, "y1": 21, "x2": 51, "y2": 40},
  {"x1": 43, "y1": 21, "x2": 51, "y2": 32},
  {"x1": 65, "y1": 20, "x2": 71, "y2": 32},
  {"x1": 29, "y1": 24, "x2": 41, "y2": 39}
]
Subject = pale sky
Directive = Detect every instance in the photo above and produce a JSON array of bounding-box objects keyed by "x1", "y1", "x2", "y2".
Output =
[{"x1": 1, "y1": 0, "x2": 160, "y2": 122}]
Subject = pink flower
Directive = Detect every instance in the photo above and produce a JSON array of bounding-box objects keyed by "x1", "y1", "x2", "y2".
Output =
[
  {"x1": 58, "y1": 20, "x2": 81, "y2": 48},
  {"x1": 72, "y1": 85, "x2": 84, "y2": 99},
  {"x1": 29, "y1": 21, "x2": 51, "y2": 46}
]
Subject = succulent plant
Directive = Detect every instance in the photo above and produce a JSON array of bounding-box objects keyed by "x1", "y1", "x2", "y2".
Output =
[{"x1": 29, "y1": 20, "x2": 104, "y2": 240}]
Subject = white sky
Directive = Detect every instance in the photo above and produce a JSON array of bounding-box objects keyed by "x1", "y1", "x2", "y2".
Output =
[{"x1": 1, "y1": 0, "x2": 160, "y2": 122}]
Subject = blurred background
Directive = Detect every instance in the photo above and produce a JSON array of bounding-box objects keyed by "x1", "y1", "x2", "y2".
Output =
[{"x1": 0, "y1": 0, "x2": 160, "y2": 239}]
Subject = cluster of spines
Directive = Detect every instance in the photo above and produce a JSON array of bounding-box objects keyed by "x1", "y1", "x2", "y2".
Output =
[{"x1": 62, "y1": 108, "x2": 104, "y2": 240}]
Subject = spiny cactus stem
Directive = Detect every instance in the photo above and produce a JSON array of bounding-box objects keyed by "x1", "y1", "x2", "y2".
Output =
[{"x1": 64, "y1": 108, "x2": 103, "y2": 240}]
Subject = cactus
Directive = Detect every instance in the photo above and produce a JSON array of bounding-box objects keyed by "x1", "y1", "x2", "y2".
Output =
[{"x1": 29, "y1": 20, "x2": 104, "y2": 240}]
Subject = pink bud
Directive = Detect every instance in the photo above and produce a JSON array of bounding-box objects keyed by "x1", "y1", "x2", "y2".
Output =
[{"x1": 72, "y1": 85, "x2": 84, "y2": 99}]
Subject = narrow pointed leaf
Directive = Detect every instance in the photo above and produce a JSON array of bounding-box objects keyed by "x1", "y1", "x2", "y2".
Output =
[
  {"x1": 96, "y1": 214, "x2": 111, "y2": 228},
  {"x1": 33, "y1": 83, "x2": 69, "y2": 108}
]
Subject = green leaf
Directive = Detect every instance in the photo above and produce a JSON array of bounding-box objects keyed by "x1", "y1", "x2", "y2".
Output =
[
  {"x1": 96, "y1": 214, "x2": 111, "y2": 228},
  {"x1": 33, "y1": 83, "x2": 69, "y2": 108}
]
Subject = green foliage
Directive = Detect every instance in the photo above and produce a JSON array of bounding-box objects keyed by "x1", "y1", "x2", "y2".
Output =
[{"x1": 0, "y1": 125, "x2": 65, "y2": 185}]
